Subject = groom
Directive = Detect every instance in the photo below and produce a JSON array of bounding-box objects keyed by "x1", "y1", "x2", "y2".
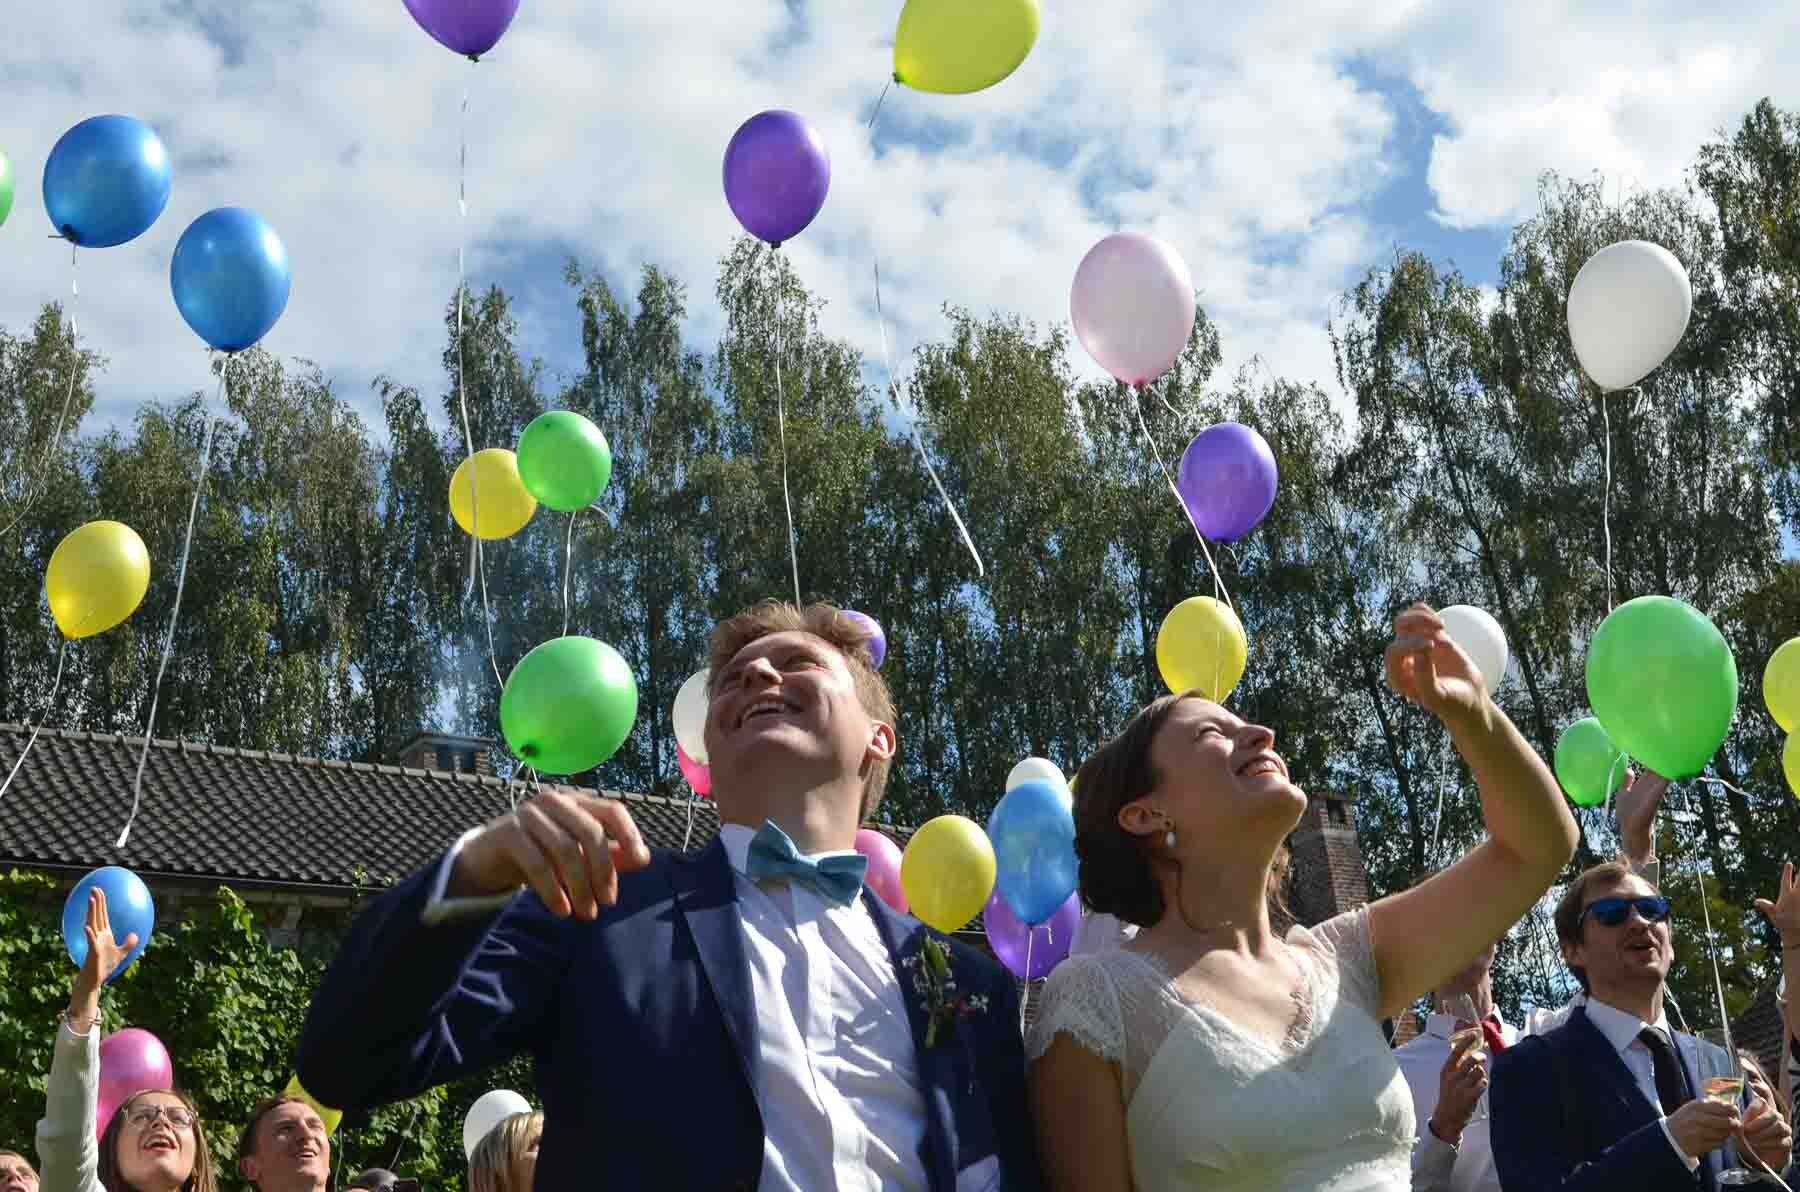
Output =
[{"x1": 296, "y1": 601, "x2": 1040, "y2": 1191}]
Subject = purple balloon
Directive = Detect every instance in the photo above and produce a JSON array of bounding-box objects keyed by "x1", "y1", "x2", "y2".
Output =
[
  {"x1": 722, "y1": 111, "x2": 830, "y2": 246},
  {"x1": 1176, "y1": 422, "x2": 1278, "y2": 542},
  {"x1": 401, "y1": 0, "x2": 520, "y2": 59},
  {"x1": 845, "y1": 610, "x2": 887, "y2": 668},
  {"x1": 984, "y1": 889, "x2": 1080, "y2": 981}
]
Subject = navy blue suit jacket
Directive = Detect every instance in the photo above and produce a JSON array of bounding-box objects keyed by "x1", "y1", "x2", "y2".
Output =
[
  {"x1": 295, "y1": 839, "x2": 1042, "y2": 1191},
  {"x1": 1490, "y1": 1006, "x2": 1734, "y2": 1192}
]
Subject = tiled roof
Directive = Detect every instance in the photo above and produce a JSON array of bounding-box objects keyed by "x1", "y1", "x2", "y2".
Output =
[
  {"x1": 0, "y1": 723, "x2": 913, "y2": 893},
  {"x1": 1730, "y1": 973, "x2": 1789, "y2": 1091}
]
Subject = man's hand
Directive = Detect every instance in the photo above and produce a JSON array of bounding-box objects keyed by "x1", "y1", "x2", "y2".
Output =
[
  {"x1": 1665, "y1": 1099, "x2": 1740, "y2": 1159},
  {"x1": 1614, "y1": 767, "x2": 1670, "y2": 867},
  {"x1": 1741, "y1": 1096, "x2": 1793, "y2": 1173},
  {"x1": 448, "y1": 789, "x2": 652, "y2": 919},
  {"x1": 1753, "y1": 861, "x2": 1799, "y2": 945},
  {"x1": 1429, "y1": 1032, "x2": 1487, "y2": 1144}
]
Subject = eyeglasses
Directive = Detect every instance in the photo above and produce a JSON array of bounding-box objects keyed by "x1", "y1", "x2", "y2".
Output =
[
  {"x1": 1579, "y1": 895, "x2": 1672, "y2": 928},
  {"x1": 124, "y1": 1104, "x2": 196, "y2": 1131}
]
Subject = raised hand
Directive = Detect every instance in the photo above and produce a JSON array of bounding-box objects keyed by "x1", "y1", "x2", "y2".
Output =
[
  {"x1": 1752, "y1": 861, "x2": 1799, "y2": 944},
  {"x1": 448, "y1": 788, "x2": 653, "y2": 919},
  {"x1": 1384, "y1": 604, "x2": 1487, "y2": 724},
  {"x1": 1614, "y1": 767, "x2": 1671, "y2": 865},
  {"x1": 69, "y1": 887, "x2": 138, "y2": 1026}
]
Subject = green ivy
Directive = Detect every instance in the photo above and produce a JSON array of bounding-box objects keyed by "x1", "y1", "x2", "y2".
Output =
[{"x1": 0, "y1": 872, "x2": 537, "y2": 1190}]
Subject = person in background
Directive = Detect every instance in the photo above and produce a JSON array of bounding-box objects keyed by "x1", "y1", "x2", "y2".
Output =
[
  {"x1": 1393, "y1": 940, "x2": 1517, "y2": 1192},
  {"x1": 1753, "y1": 861, "x2": 1798, "y2": 1120},
  {"x1": 37, "y1": 888, "x2": 220, "y2": 1192},
  {"x1": 467, "y1": 1111, "x2": 543, "y2": 1192},
  {"x1": 0, "y1": 1152, "x2": 39, "y2": 1192},
  {"x1": 235, "y1": 1098, "x2": 330, "y2": 1192},
  {"x1": 345, "y1": 1168, "x2": 418, "y2": 1192}
]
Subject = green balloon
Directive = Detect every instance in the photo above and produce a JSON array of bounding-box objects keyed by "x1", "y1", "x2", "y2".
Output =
[
  {"x1": 1586, "y1": 595, "x2": 1738, "y2": 779},
  {"x1": 0, "y1": 151, "x2": 14, "y2": 228},
  {"x1": 516, "y1": 410, "x2": 612, "y2": 512},
  {"x1": 500, "y1": 636, "x2": 638, "y2": 775},
  {"x1": 1554, "y1": 717, "x2": 1627, "y2": 808}
]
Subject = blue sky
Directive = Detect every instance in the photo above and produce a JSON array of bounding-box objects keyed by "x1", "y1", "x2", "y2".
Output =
[{"x1": 1, "y1": 1, "x2": 1793, "y2": 440}]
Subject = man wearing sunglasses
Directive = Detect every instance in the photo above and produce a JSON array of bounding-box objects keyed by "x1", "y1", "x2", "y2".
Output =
[{"x1": 1491, "y1": 859, "x2": 1792, "y2": 1190}]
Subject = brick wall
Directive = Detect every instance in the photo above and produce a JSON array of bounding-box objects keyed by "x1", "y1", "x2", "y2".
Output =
[{"x1": 1286, "y1": 792, "x2": 1370, "y2": 928}]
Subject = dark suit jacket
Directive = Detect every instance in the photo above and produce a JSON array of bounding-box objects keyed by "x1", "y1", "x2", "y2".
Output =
[
  {"x1": 295, "y1": 839, "x2": 1042, "y2": 1191},
  {"x1": 1491, "y1": 1005, "x2": 1738, "y2": 1192}
]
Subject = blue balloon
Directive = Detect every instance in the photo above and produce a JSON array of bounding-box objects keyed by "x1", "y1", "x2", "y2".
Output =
[
  {"x1": 986, "y1": 779, "x2": 1078, "y2": 926},
  {"x1": 42, "y1": 115, "x2": 171, "y2": 248},
  {"x1": 171, "y1": 208, "x2": 291, "y2": 352},
  {"x1": 62, "y1": 866, "x2": 155, "y2": 981}
]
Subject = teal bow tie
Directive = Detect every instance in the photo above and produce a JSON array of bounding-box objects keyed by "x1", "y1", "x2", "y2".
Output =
[{"x1": 745, "y1": 820, "x2": 868, "y2": 907}]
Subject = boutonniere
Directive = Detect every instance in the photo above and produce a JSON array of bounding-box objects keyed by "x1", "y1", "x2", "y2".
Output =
[{"x1": 903, "y1": 934, "x2": 990, "y2": 1047}]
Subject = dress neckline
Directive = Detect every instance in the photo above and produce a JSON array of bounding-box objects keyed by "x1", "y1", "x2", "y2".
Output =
[{"x1": 1117, "y1": 933, "x2": 1323, "y2": 1059}]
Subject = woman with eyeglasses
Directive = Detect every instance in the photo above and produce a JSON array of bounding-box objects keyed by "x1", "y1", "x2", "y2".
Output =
[{"x1": 36, "y1": 887, "x2": 220, "y2": 1192}]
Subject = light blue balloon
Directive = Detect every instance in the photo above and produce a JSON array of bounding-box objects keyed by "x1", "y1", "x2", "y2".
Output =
[
  {"x1": 171, "y1": 208, "x2": 291, "y2": 352},
  {"x1": 42, "y1": 115, "x2": 172, "y2": 248},
  {"x1": 62, "y1": 866, "x2": 155, "y2": 981},
  {"x1": 987, "y1": 778, "x2": 1078, "y2": 926}
]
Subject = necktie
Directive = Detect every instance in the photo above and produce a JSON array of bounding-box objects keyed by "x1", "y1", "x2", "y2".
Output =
[
  {"x1": 1481, "y1": 1018, "x2": 1509, "y2": 1054},
  {"x1": 1639, "y1": 1026, "x2": 1693, "y2": 1114},
  {"x1": 744, "y1": 819, "x2": 868, "y2": 907}
]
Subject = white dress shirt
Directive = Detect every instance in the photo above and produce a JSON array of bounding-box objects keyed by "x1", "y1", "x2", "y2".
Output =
[
  {"x1": 1394, "y1": 1011, "x2": 1517, "y2": 1192},
  {"x1": 1580, "y1": 996, "x2": 1701, "y2": 1171},
  {"x1": 426, "y1": 824, "x2": 929, "y2": 1192}
]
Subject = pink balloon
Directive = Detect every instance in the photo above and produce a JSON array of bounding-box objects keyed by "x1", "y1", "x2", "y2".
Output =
[
  {"x1": 1070, "y1": 232, "x2": 1196, "y2": 386},
  {"x1": 97, "y1": 1028, "x2": 173, "y2": 1136},
  {"x1": 677, "y1": 741, "x2": 711, "y2": 798},
  {"x1": 855, "y1": 828, "x2": 908, "y2": 913}
]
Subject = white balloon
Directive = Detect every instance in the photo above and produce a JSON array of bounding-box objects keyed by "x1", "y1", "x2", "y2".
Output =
[
  {"x1": 463, "y1": 1089, "x2": 532, "y2": 1158},
  {"x1": 672, "y1": 669, "x2": 711, "y2": 765},
  {"x1": 1007, "y1": 757, "x2": 1067, "y2": 795},
  {"x1": 1566, "y1": 240, "x2": 1692, "y2": 391},
  {"x1": 1438, "y1": 605, "x2": 1509, "y2": 694}
]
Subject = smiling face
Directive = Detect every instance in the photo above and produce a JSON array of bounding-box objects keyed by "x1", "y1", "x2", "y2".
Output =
[
  {"x1": 0, "y1": 1151, "x2": 38, "y2": 1192},
  {"x1": 1562, "y1": 872, "x2": 1673, "y2": 1002},
  {"x1": 240, "y1": 1101, "x2": 329, "y2": 1192},
  {"x1": 704, "y1": 628, "x2": 895, "y2": 825},
  {"x1": 114, "y1": 1091, "x2": 197, "y2": 1191},
  {"x1": 1123, "y1": 698, "x2": 1307, "y2": 847}
]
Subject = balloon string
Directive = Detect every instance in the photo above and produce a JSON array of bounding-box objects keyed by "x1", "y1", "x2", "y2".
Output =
[
  {"x1": 1601, "y1": 388, "x2": 1615, "y2": 614},
  {"x1": 560, "y1": 511, "x2": 577, "y2": 638},
  {"x1": 874, "y1": 257, "x2": 984, "y2": 577},
  {"x1": 457, "y1": 78, "x2": 480, "y2": 610},
  {"x1": 0, "y1": 635, "x2": 72, "y2": 805},
  {"x1": 122, "y1": 357, "x2": 231, "y2": 850},
  {"x1": 1683, "y1": 785, "x2": 1736, "y2": 1053},
  {"x1": 1129, "y1": 388, "x2": 1234, "y2": 614},
  {"x1": 682, "y1": 789, "x2": 698, "y2": 852},
  {"x1": 867, "y1": 78, "x2": 892, "y2": 132},
  {"x1": 1428, "y1": 738, "x2": 1452, "y2": 858},
  {"x1": 771, "y1": 250, "x2": 801, "y2": 607},
  {"x1": 0, "y1": 245, "x2": 81, "y2": 541},
  {"x1": 1020, "y1": 927, "x2": 1036, "y2": 1036}
]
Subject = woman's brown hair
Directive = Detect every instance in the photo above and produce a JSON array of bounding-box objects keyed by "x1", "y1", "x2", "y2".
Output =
[
  {"x1": 97, "y1": 1088, "x2": 218, "y2": 1192},
  {"x1": 1074, "y1": 692, "x2": 1290, "y2": 929}
]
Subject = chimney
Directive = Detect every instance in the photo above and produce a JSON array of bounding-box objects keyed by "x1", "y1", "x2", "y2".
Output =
[
  {"x1": 1285, "y1": 789, "x2": 1371, "y2": 928},
  {"x1": 396, "y1": 731, "x2": 495, "y2": 778}
]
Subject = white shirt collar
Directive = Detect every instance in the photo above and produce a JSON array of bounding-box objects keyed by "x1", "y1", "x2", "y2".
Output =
[
  {"x1": 715, "y1": 821, "x2": 861, "y2": 878},
  {"x1": 1582, "y1": 995, "x2": 1672, "y2": 1055}
]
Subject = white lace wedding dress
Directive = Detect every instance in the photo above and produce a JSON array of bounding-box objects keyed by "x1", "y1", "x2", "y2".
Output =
[{"x1": 1028, "y1": 906, "x2": 1414, "y2": 1191}]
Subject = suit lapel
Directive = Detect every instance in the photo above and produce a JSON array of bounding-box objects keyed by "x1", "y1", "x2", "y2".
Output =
[
  {"x1": 865, "y1": 890, "x2": 959, "y2": 1191},
  {"x1": 1568, "y1": 1009, "x2": 1661, "y2": 1124},
  {"x1": 671, "y1": 840, "x2": 762, "y2": 1103}
]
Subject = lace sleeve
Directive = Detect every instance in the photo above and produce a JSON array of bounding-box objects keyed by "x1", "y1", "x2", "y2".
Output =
[
  {"x1": 1292, "y1": 904, "x2": 1381, "y2": 1016},
  {"x1": 1027, "y1": 953, "x2": 1124, "y2": 1065}
]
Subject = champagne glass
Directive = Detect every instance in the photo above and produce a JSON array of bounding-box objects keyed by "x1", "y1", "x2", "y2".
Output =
[
  {"x1": 1444, "y1": 993, "x2": 1490, "y2": 1122},
  {"x1": 1697, "y1": 1029, "x2": 1756, "y2": 1185}
]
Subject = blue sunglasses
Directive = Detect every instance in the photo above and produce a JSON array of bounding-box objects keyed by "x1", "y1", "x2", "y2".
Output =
[{"x1": 1579, "y1": 895, "x2": 1672, "y2": 928}]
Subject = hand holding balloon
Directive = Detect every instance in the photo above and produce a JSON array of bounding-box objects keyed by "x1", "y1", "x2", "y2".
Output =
[
  {"x1": 1383, "y1": 604, "x2": 1488, "y2": 724},
  {"x1": 69, "y1": 888, "x2": 137, "y2": 1027}
]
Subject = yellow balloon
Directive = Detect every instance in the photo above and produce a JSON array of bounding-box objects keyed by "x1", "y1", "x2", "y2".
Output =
[
  {"x1": 45, "y1": 520, "x2": 150, "y2": 639},
  {"x1": 282, "y1": 1075, "x2": 343, "y2": 1136},
  {"x1": 1784, "y1": 734, "x2": 1800, "y2": 801},
  {"x1": 449, "y1": 449, "x2": 537, "y2": 540},
  {"x1": 901, "y1": 815, "x2": 996, "y2": 934},
  {"x1": 1765, "y1": 638, "x2": 1800, "y2": 733},
  {"x1": 893, "y1": 0, "x2": 1040, "y2": 95},
  {"x1": 1155, "y1": 596, "x2": 1248, "y2": 701}
]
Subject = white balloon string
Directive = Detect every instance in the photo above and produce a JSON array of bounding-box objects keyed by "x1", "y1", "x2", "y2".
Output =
[
  {"x1": 0, "y1": 245, "x2": 81, "y2": 541},
  {"x1": 1601, "y1": 388, "x2": 1615, "y2": 613},
  {"x1": 0, "y1": 634, "x2": 72, "y2": 805},
  {"x1": 770, "y1": 248, "x2": 802, "y2": 607},
  {"x1": 475, "y1": 537, "x2": 503, "y2": 689},
  {"x1": 1429, "y1": 738, "x2": 1452, "y2": 858},
  {"x1": 682, "y1": 789, "x2": 698, "y2": 851},
  {"x1": 457, "y1": 79, "x2": 480, "y2": 609},
  {"x1": 561, "y1": 510, "x2": 577, "y2": 638},
  {"x1": 122, "y1": 357, "x2": 230, "y2": 850},
  {"x1": 874, "y1": 257, "x2": 985, "y2": 577},
  {"x1": 1682, "y1": 785, "x2": 1736, "y2": 1052},
  {"x1": 867, "y1": 78, "x2": 892, "y2": 132},
  {"x1": 1130, "y1": 388, "x2": 1234, "y2": 614},
  {"x1": 1020, "y1": 927, "x2": 1036, "y2": 1036}
]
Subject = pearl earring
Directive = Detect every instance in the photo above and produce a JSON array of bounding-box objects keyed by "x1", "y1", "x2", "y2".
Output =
[{"x1": 1164, "y1": 826, "x2": 1177, "y2": 849}]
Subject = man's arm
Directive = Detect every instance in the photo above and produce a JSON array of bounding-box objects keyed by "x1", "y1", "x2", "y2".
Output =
[{"x1": 1615, "y1": 768, "x2": 1669, "y2": 886}]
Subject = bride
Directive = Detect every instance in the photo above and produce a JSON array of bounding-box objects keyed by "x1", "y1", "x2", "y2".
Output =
[{"x1": 1028, "y1": 604, "x2": 1579, "y2": 1191}]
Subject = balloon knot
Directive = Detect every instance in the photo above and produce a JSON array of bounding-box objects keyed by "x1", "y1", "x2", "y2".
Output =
[
  {"x1": 467, "y1": 53, "x2": 482, "y2": 64},
  {"x1": 519, "y1": 744, "x2": 538, "y2": 758},
  {"x1": 893, "y1": 71, "x2": 904, "y2": 85}
]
